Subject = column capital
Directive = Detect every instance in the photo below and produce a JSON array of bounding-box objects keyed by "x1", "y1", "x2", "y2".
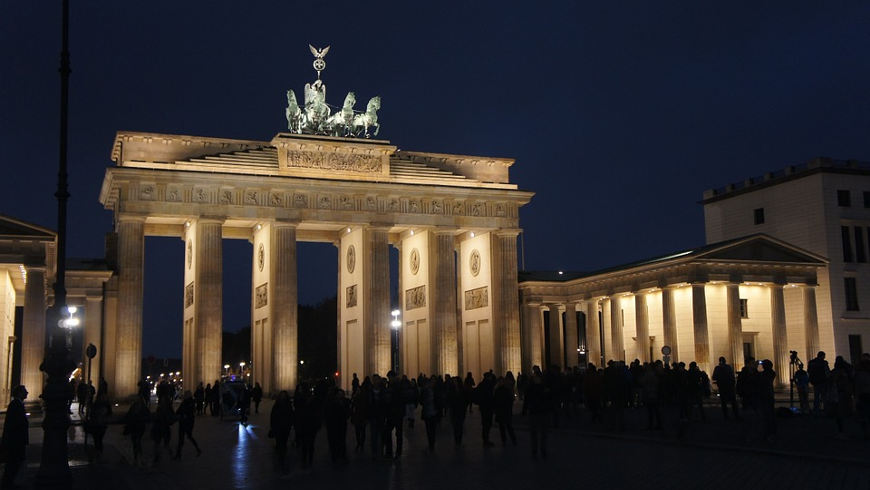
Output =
[
  {"x1": 196, "y1": 216, "x2": 226, "y2": 225},
  {"x1": 116, "y1": 214, "x2": 147, "y2": 224},
  {"x1": 366, "y1": 224, "x2": 392, "y2": 233},
  {"x1": 493, "y1": 229, "x2": 521, "y2": 238},
  {"x1": 429, "y1": 227, "x2": 458, "y2": 237},
  {"x1": 271, "y1": 219, "x2": 299, "y2": 229}
]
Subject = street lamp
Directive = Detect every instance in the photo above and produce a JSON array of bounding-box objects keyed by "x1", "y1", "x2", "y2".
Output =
[
  {"x1": 390, "y1": 309, "x2": 401, "y2": 373},
  {"x1": 223, "y1": 364, "x2": 230, "y2": 376}
]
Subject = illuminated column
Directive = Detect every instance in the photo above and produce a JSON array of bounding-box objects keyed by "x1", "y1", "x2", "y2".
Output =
[
  {"x1": 491, "y1": 231, "x2": 521, "y2": 374},
  {"x1": 770, "y1": 283, "x2": 789, "y2": 385},
  {"x1": 114, "y1": 216, "x2": 145, "y2": 397},
  {"x1": 563, "y1": 302, "x2": 578, "y2": 368},
  {"x1": 726, "y1": 283, "x2": 743, "y2": 370},
  {"x1": 523, "y1": 302, "x2": 543, "y2": 371},
  {"x1": 691, "y1": 284, "x2": 710, "y2": 369},
  {"x1": 83, "y1": 296, "x2": 103, "y2": 385},
  {"x1": 431, "y1": 230, "x2": 458, "y2": 376},
  {"x1": 661, "y1": 286, "x2": 678, "y2": 364},
  {"x1": 803, "y1": 285, "x2": 820, "y2": 363},
  {"x1": 21, "y1": 267, "x2": 46, "y2": 399},
  {"x1": 635, "y1": 292, "x2": 650, "y2": 362},
  {"x1": 609, "y1": 295, "x2": 624, "y2": 362},
  {"x1": 584, "y1": 299, "x2": 601, "y2": 368},
  {"x1": 547, "y1": 304, "x2": 563, "y2": 369},
  {"x1": 364, "y1": 227, "x2": 391, "y2": 376},
  {"x1": 194, "y1": 218, "x2": 223, "y2": 387},
  {"x1": 271, "y1": 222, "x2": 298, "y2": 391}
]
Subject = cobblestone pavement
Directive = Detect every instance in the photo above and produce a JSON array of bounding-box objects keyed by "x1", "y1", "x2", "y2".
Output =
[{"x1": 9, "y1": 400, "x2": 870, "y2": 489}]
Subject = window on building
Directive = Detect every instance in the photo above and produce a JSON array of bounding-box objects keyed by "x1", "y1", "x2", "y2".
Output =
[
  {"x1": 845, "y1": 277, "x2": 860, "y2": 311},
  {"x1": 864, "y1": 191, "x2": 870, "y2": 208},
  {"x1": 856, "y1": 227, "x2": 867, "y2": 263},
  {"x1": 739, "y1": 298, "x2": 749, "y2": 318},
  {"x1": 838, "y1": 190, "x2": 851, "y2": 207},
  {"x1": 753, "y1": 208, "x2": 764, "y2": 225},
  {"x1": 842, "y1": 226, "x2": 853, "y2": 262},
  {"x1": 849, "y1": 335, "x2": 863, "y2": 365}
]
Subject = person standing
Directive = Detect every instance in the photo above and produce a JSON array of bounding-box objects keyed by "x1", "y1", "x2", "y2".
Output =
[
  {"x1": 712, "y1": 357, "x2": 739, "y2": 420},
  {"x1": 194, "y1": 382, "x2": 205, "y2": 416},
  {"x1": 794, "y1": 363, "x2": 810, "y2": 414},
  {"x1": 173, "y1": 391, "x2": 201, "y2": 459},
  {"x1": 494, "y1": 376, "x2": 517, "y2": 446},
  {"x1": 88, "y1": 391, "x2": 112, "y2": 461},
  {"x1": 807, "y1": 351, "x2": 830, "y2": 415},
  {"x1": 269, "y1": 391, "x2": 294, "y2": 470},
  {"x1": 854, "y1": 353, "x2": 870, "y2": 440},
  {"x1": 476, "y1": 372, "x2": 496, "y2": 446},
  {"x1": 325, "y1": 389, "x2": 350, "y2": 462},
  {"x1": 448, "y1": 376, "x2": 467, "y2": 447},
  {"x1": 123, "y1": 394, "x2": 151, "y2": 467},
  {"x1": 1, "y1": 385, "x2": 28, "y2": 488},
  {"x1": 524, "y1": 368, "x2": 552, "y2": 459},
  {"x1": 150, "y1": 396, "x2": 175, "y2": 464},
  {"x1": 420, "y1": 376, "x2": 440, "y2": 452},
  {"x1": 758, "y1": 360, "x2": 777, "y2": 441}
]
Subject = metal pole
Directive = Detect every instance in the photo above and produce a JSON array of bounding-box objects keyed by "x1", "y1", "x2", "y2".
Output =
[{"x1": 36, "y1": 0, "x2": 75, "y2": 485}]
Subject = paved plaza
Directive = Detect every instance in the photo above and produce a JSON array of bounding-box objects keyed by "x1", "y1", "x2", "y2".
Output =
[{"x1": 6, "y1": 398, "x2": 870, "y2": 490}]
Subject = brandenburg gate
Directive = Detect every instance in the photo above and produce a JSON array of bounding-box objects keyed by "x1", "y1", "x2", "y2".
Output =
[{"x1": 98, "y1": 128, "x2": 532, "y2": 396}]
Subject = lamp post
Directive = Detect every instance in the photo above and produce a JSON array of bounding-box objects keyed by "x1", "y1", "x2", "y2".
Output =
[
  {"x1": 37, "y1": 0, "x2": 75, "y2": 485},
  {"x1": 390, "y1": 309, "x2": 401, "y2": 374},
  {"x1": 223, "y1": 364, "x2": 231, "y2": 377}
]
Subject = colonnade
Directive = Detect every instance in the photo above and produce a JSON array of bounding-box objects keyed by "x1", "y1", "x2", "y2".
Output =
[{"x1": 522, "y1": 282, "x2": 820, "y2": 385}]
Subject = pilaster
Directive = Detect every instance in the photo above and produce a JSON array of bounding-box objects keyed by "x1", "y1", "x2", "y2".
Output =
[
  {"x1": 363, "y1": 227, "x2": 391, "y2": 376},
  {"x1": 430, "y1": 230, "x2": 458, "y2": 376},
  {"x1": 491, "y1": 231, "x2": 521, "y2": 374},
  {"x1": 271, "y1": 222, "x2": 298, "y2": 391}
]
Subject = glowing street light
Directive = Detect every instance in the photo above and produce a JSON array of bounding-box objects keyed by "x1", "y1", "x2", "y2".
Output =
[{"x1": 391, "y1": 309, "x2": 401, "y2": 329}]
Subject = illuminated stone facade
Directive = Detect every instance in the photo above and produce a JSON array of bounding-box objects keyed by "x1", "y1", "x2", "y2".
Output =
[
  {"x1": 519, "y1": 235, "x2": 827, "y2": 385},
  {"x1": 100, "y1": 131, "x2": 533, "y2": 395}
]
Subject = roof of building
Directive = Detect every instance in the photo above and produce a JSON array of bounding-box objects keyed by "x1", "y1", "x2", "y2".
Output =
[
  {"x1": 0, "y1": 214, "x2": 56, "y2": 240},
  {"x1": 702, "y1": 157, "x2": 870, "y2": 204},
  {"x1": 519, "y1": 233, "x2": 827, "y2": 285}
]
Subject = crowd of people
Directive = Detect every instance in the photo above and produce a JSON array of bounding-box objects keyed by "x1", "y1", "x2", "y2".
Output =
[{"x1": 2, "y1": 351, "x2": 869, "y2": 485}]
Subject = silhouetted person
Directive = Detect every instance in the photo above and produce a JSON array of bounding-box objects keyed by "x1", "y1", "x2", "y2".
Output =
[
  {"x1": 295, "y1": 382, "x2": 320, "y2": 468},
  {"x1": 368, "y1": 375, "x2": 386, "y2": 458},
  {"x1": 494, "y1": 375, "x2": 517, "y2": 446},
  {"x1": 583, "y1": 364, "x2": 603, "y2": 423},
  {"x1": 807, "y1": 351, "x2": 830, "y2": 414},
  {"x1": 251, "y1": 382, "x2": 263, "y2": 414},
  {"x1": 89, "y1": 391, "x2": 112, "y2": 461},
  {"x1": 138, "y1": 378, "x2": 151, "y2": 407},
  {"x1": 854, "y1": 353, "x2": 870, "y2": 440},
  {"x1": 239, "y1": 385, "x2": 251, "y2": 426},
  {"x1": 737, "y1": 357, "x2": 757, "y2": 411},
  {"x1": 640, "y1": 361, "x2": 663, "y2": 429},
  {"x1": 712, "y1": 357, "x2": 739, "y2": 420},
  {"x1": 150, "y1": 396, "x2": 175, "y2": 464},
  {"x1": 123, "y1": 394, "x2": 150, "y2": 467},
  {"x1": 448, "y1": 376, "x2": 467, "y2": 447},
  {"x1": 325, "y1": 389, "x2": 350, "y2": 462},
  {"x1": 384, "y1": 372, "x2": 405, "y2": 458},
  {"x1": 758, "y1": 359, "x2": 777, "y2": 441},
  {"x1": 794, "y1": 363, "x2": 810, "y2": 414},
  {"x1": 475, "y1": 372, "x2": 496, "y2": 446},
  {"x1": 830, "y1": 356, "x2": 854, "y2": 437},
  {"x1": 269, "y1": 390, "x2": 294, "y2": 470},
  {"x1": 173, "y1": 390, "x2": 201, "y2": 459},
  {"x1": 1, "y1": 385, "x2": 28, "y2": 488},
  {"x1": 210, "y1": 380, "x2": 221, "y2": 416},
  {"x1": 687, "y1": 362, "x2": 707, "y2": 422},
  {"x1": 420, "y1": 376, "x2": 440, "y2": 451},
  {"x1": 524, "y1": 367, "x2": 551, "y2": 459},
  {"x1": 77, "y1": 380, "x2": 92, "y2": 416},
  {"x1": 464, "y1": 372, "x2": 476, "y2": 414},
  {"x1": 351, "y1": 378, "x2": 370, "y2": 451},
  {"x1": 194, "y1": 382, "x2": 205, "y2": 415},
  {"x1": 351, "y1": 373, "x2": 360, "y2": 397}
]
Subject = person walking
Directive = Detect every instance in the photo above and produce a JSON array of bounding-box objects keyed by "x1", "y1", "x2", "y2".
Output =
[
  {"x1": 794, "y1": 363, "x2": 810, "y2": 414},
  {"x1": 494, "y1": 376, "x2": 517, "y2": 446},
  {"x1": 1, "y1": 385, "x2": 28, "y2": 489},
  {"x1": 269, "y1": 390, "x2": 294, "y2": 470},
  {"x1": 239, "y1": 384, "x2": 251, "y2": 427},
  {"x1": 325, "y1": 389, "x2": 350, "y2": 462},
  {"x1": 194, "y1": 382, "x2": 205, "y2": 415},
  {"x1": 476, "y1": 372, "x2": 496, "y2": 446},
  {"x1": 123, "y1": 394, "x2": 151, "y2": 467},
  {"x1": 829, "y1": 356, "x2": 854, "y2": 438},
  {"x1": 448, "y1": 376, "x2": 467, "y2": 447},
  {"x1": 524, "y1": 367, "x2": 552, "y2": 459},
  {"x1": 712, "y1": 357, "x2": 740, "y2": 420},
  {"x1": 251, "y1": 382, "x2": 263, "y2": 414},
  {"x1": 173, "y1": 391, "x2": 201, "y2": 459},
  {"x1": 88, "y1": 391, "x2": 112, "y2": 461},
  {"x1": 150, "y1": 396, "x2": 175, "y2": 464},
  {"x1": 351, "y1": 378, "x2": 370, "y2": 452},
  {"x1": 640, "y1": 361, "x2": 663, "y2": 430},
  {"x1": 420, "y1": 376, "x2": 440, "y2": 452}
]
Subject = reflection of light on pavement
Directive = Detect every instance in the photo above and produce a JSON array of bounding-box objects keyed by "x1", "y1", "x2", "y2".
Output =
[{"x1": 233, "y1": 424, "x2": 257, "y2": 488}]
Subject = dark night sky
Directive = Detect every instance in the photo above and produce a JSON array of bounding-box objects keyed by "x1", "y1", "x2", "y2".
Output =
[{"x1": 2, "y1": 2, "x2": 869, "y2": 359}]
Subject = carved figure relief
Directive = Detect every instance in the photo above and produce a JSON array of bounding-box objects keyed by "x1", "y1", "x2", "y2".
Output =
[
  {"x1": 140, "y1": 184, "x2": 155, "y2": 200},
  {"x1": 470, "y1": 249, "x2": 481, "y2": 277},
  {"x1": 193, "y1": 187, "x2": 209, "y2": 203},
  {"x1": 255, "y1": 283, "x2": 268, "y2": 308},
  {"x1": 340, "y1": 195, "x2": 354, "y2": 209},
  {"x1": 471, "y1": 202, "x2": 484, "y2": 217},
  {"x1": 405, "y1": 285, "x2": 426, "y2": 310},
  {"x1": 495, "y1": 203, "x2": 506, "y2": 217},
  {"x1": 452, "y1": 202, "x2": 464, "y2": 215},
  {"x1": 408, "y1": 200, "x2": 420, "y2": 213},
  {"x1": 293, "y1": 193, "x2": 308, "y2": 208},
  {"x1": 431, "y1": 199, "x2": 443, "y2": 214},
  {"x1": 244, "y1": 190, "x2": 258, "y2": 205},
  {"x1": 186, "y1": 240, "x2": 192, "y2": 269},
  {"x1": 409, "y1": 248, "x2": 420, "y2": 275},
  {"x1": 464, "y1": 286, "x2": 488, "y2": 310},
  {"x1": 387, "y1": 198, "x2": 399, "y2": 212},
  {"x1": 270, "y1": 193, "x2": 283, "y2": 206},
  {"x1": 365, "y1": 196, "x2": 377, "y2": 210},
  {"x1": 346, "y1": 284, "x2": 358, "y2": 308},
  {"x1": 167, "y1": 187, "x2": 181, "y2": 202},
  {"x1": 318, "y1": 195, "x2": 332, "y2": 209},
  {"x1": 220, "y1": 189, "x2": 233, "y2": 204},
  {"x1": 346, "y1": 245, "x2": 356, "y2": 273},
  {"x1": 184, "y1": 282, "x2": 194, "y2": 308},
  {"x1": 258, "y1": 243, "x2": 265, "y2": 272},
  {"x1": 285, "y1": 150, "x2": 382, "y2": 172}
]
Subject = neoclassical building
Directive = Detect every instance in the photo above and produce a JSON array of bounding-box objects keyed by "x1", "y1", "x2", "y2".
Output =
[
  {"x1": 98, "y1": 131, "x2": 533, "y2": 396},
  {"x1": 518, "y1": 234, "x2": 827, "y2": 384}
]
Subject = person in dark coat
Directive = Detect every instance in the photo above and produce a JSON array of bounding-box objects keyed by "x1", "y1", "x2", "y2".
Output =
[
  {"x1": 88, "y1": 391, "x2": 112, "y2": 460},
  {"x1": 383, "y1": 372, "x2": 406, "y2": 458},
  {"x1": 150, "y1": 396, "x2": 175, "y2": 464},
  {"x1": 494, "y1": 376, "x2": 517, "y2": 446},
  {"x1": 420, "y1": 376, "x2": 440, "y2": 452},
  {"x1": 123, "y1": 394, "x2": 151, "y2": 466},
  {"x1": 269, "y1": 390, "x2": 294, "y2": 469},
  {"x1": 239, "y1": 385, "x2": 251, "y2": 426},
  {"x1": 295, "y1": 382, "x2": 321, "y2": 468},
  {"x1": 524, "y1": 367, "x2": 552, "y2": 459},
  {"x1": 758, "y1": 359, "x2": 777, "y2": 440},
  {"x1": 325, "y1": 389, "x2": 350, "y2": 462},
  {"x1": 475, "y1": 372, "x2": 496, "y2": 446},
  {"x1": 173, "y1": 391, "x2": 201, "y2": 459},
  {"x1": 448, "y1": 376, "x2": 467, "y2": 447},
  {"x1": 1, "y1": 385, "x2": 28, "y2": 488},
  {"x1": 251, "y1": 383, "x2": 263, "y2": 414},
  {"x1": 712, "y1": 357, "x2": 739, "y2": 420},
  {"x1": 194, "y1": 382, "x2": 205, "y2": 415},
  {"x1": 351, "y1": 378, "x2": 370, "y2": 452}
]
